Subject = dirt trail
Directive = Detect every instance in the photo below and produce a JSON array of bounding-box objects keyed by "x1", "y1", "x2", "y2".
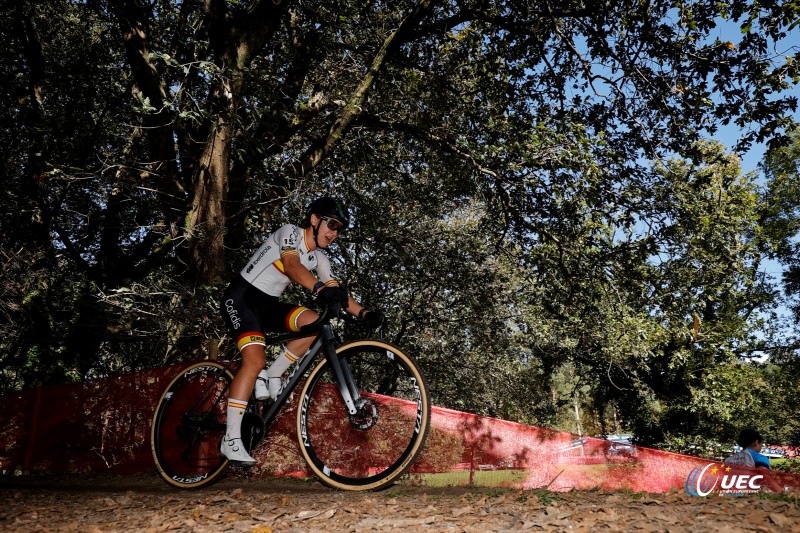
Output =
[{"x1": 1, "y1": 474, "x2": 798, "y2": 532}]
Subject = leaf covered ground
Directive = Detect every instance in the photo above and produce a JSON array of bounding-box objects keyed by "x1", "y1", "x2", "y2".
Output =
[{"x1": 1, "y1": 473, "x2": 798, "y2": 532}]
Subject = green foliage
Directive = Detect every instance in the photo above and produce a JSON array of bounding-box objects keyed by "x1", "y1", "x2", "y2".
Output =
[
  {"x1": 762, "y1": 132, "x2": 800, "y2": 312},
  {"x1": 772, "y1": 459, "x2": 800, "y2": 476},
  {"x1": 2, "y1": 0, "x2": 800, "y2": 453}
]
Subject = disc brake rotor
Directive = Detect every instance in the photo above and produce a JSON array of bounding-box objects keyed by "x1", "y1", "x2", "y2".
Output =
[{"x1": 349, "y1": 398, "x2": 379, "y2": 430}]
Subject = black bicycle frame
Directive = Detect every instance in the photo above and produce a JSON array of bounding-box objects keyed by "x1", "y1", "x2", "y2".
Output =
[
  {"x1": 260, "y1": 323, "x2": 361, "y2": 428},
  {"x1": 187, "y1": 304, "x2": 361, "y2": 431}
]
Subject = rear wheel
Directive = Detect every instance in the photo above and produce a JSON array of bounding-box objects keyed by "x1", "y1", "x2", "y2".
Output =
[
  {"x1": 296, "y1": 340, "x2": 430, "y2": 491},
  {"x1": 151, "y1": 361, "x2": 233, "y2": 489}
]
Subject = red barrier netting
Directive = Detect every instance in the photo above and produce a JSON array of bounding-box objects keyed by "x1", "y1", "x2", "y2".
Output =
[{"x1": 2, "y1": 362, "x2": 798, "y2": 494}]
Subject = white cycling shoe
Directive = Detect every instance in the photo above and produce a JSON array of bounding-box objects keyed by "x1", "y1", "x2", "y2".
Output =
[
  {"x1": 220, "y1": 435, "x2": 256, "y2": 465},
  {"x1": 254, "y1": 372, "x2": 282, "y2": 401}
]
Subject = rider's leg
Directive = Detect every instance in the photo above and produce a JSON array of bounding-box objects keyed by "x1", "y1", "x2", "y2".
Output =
[
  {"x1": 287, "y1": 307, "x2": 318, "y2": 355},
  {"x1": 221, "y1": 342, "x2": 266, "y2": 464},
  {"x1": 229, "y1": 343, "x2": 266, "y2": 400},
  {"x1": 262, "y1": 308, "x2": 318, "y2": 398}
]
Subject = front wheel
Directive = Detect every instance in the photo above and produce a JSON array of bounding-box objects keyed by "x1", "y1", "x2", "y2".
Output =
[
  {"x1": 296, "y1": 340, "x2": 431, "y2": 491},
  {"x1": 151, "y1": 361, "x2": 233, "y2": 489}
]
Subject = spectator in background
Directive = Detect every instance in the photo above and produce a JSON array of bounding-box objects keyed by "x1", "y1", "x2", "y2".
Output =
[
  {"x1": 725, "y1": 429, "x2": 771, "y2": 469},
  {"x1": 724, "y1": 429, "x2": 786, "y2": 492}
]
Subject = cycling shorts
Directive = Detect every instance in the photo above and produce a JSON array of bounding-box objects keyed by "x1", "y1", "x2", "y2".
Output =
[{"x1": 221, "y1": 275, "x2": 311, "y2": 351}]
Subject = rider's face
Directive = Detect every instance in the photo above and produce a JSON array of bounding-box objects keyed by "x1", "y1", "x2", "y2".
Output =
[{"x1": 310, "y1": 214, "x2": 341, "y2": 249}]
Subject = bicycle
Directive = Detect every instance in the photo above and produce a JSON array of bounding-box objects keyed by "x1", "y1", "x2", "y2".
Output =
[{"x1": 150, "y1": 302, "x2": 431, "y2": 491}]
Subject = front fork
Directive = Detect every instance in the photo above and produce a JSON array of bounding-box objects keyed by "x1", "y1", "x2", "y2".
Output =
[{"x1": 321, "y1": 324, "x2": 361, "y2": 415}]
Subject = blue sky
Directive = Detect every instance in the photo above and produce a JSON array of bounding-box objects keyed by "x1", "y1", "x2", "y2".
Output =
[
  {"x1": 708, "y1": 17, "x2": 800, "y2": 176},
  {"x1": 706, "y1": 18, "x2": 800, "y2": 308}
]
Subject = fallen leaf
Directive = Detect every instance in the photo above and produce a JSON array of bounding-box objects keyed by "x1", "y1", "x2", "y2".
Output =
[
  {"x1": 294, "y1": 509, "x2": 336, "y2": 520},
  {"x1": 769, "y1": 513, "x2": 795, "y2": 528}
]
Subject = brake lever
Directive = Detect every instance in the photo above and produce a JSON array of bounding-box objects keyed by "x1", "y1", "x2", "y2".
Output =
[
  {"x1": 329, "y1": 304, "x2": 385, "y2": 337},
  {"x1": 332, "y1": 305, "x2": 365, "y2": 326}
]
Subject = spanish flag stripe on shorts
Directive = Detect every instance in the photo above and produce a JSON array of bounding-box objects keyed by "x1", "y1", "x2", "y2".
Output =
[
  {"x1": 236, "y1": 331, "x2": 265, "y2": 351},
  {"x1": 285, "y1": 306, "x2": 308, "y2": 332}
]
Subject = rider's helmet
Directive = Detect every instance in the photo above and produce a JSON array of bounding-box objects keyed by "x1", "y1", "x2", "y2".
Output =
[{"x1": 302, "y1": 197, "x2": 350, "y2": 230}]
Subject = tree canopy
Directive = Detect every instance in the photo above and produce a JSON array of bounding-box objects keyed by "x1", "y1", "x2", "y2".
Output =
[{"x1": 3, "y1": 0, "x2": 800, "y2": 449}]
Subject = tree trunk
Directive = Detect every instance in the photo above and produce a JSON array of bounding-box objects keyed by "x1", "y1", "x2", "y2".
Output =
[
  {"x1": 184, "y1": 0, "x2": 289, "y2": 283},
  {"x1": 188, "y1": 110, "x2": 234, "y2": 283},
  {"x1": 573, "y1": 398, "x2": 583, "y2": 437}
]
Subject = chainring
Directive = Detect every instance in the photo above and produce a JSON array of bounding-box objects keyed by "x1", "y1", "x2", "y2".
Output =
[{"x1": 240, "y1": 412, "x2": 266, "y2": 453}]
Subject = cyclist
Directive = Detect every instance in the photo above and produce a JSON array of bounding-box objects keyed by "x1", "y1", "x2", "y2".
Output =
[{"x1": 219, "y1": 197, "x2": 384, "y2": 464}]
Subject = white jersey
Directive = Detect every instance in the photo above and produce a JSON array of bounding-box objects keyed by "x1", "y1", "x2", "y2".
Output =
[{"x1": 240, "y1": 224, "x2": 335, "y2": 297}]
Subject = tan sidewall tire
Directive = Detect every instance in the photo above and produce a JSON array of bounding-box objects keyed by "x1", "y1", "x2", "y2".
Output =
[
  {"x1": 151, "y1": 361, "x2": 233, "y2": 489},
  {"x1": 296, "y1": 340, "x2": 430, "y2": 491}
]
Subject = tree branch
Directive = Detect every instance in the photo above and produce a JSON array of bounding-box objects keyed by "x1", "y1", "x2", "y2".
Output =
[
  {"x1": 287, "y1": 0, "x2": 437, "y2": 181},
  {"x1": 113, "y1": 1, "x2": 184, "y2": 229}
]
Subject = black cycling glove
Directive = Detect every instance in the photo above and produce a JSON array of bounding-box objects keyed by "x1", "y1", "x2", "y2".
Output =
[
  {"x1": 316, "y1": 286, "x2": 349, "y2": 309},
  {"x1": 361, "y1": 310, "x2": 385, "y2": 329}
]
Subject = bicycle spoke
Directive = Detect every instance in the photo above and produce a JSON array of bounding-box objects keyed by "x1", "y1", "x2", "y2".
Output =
[
  {"x1": 297, "y1": 340, "x2": 430, "y2": 491},
  {"x1": 151, "y1": 362, "x2": 233, "y2": 489}
]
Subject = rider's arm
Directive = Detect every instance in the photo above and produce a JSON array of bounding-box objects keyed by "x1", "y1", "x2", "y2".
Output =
[
  {"x1": 281, "y1": 249, "x2": 347, "y2": 300},
  {"x1": 273, "y1": 224, "x2": 324, "y2": 293},
  {"x1": 346, "y1": 296, "x2": 363, "y2": 318},
  {"x1": 312, "y1": 252, "x2": 363, "y2": 316},
  {"x1": 281, "y1": 252, "x2": 321, "y2": 292}
]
